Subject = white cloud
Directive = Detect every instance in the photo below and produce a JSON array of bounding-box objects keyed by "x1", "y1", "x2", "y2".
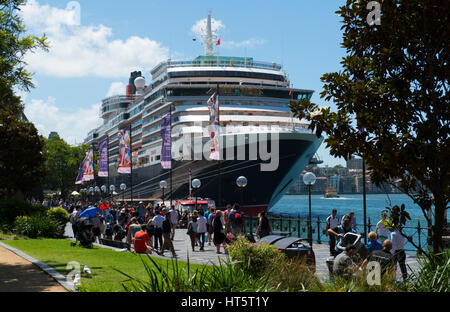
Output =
[
  {"x1": 21, "y1": 0, "x2": 169, "y2": 78},
  {"x1": 222, "y1": 38, "x2": 266, "y2": 49},
  {"x1": 106, "y1": 82, "x2": 126, "y2": 97},
  {"x1": 191, "y1": 17, "x2": 225, "y2": 40},
  {"x1": 24, "y1": 96, "x2": 102, "y2": 145}
]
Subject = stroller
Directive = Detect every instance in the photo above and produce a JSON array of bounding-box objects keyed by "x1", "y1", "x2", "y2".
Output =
[{"x1": 73, "y1": 217, "x2": 94, "y2": 248}]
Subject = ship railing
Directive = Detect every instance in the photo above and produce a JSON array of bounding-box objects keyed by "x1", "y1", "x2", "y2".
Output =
[
  {"x1": 153, "y1": 58, "x2": 284, "y2": 73},
  {"x1": 243, "y1": 215, "x2": 432, "y2": 255}
]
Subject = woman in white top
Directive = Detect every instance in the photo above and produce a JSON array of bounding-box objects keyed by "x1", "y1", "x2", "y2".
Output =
[{"x1": 196, "y1": 210, "x2": 207, "y2": 251}]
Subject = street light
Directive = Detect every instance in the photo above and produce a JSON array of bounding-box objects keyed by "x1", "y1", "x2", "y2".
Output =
[
  {"x1": 101, "y1": 185, "x2": 106, "y2": 200},
  {"x1": 94, "y1": 186, "x2": 100, "y2": 202},
  {"x1": 120, "y1": 183, "x2": 126, "y2": 204},
  {"x1": 236, "y1": 176, "x2": 247, "y2": 205},
  {"x1": 160, "y1": 180, "x2": 168, "y2": 206},
  {"x1": 303, "y1": 172, "x2": 316, "y2": 247},
  {"x1": 89, "y1": 187, "x2": 94, "y2": 203},
  {"x1": 109, "y1": 185, "x2": 115, "y2": 200},
  {"x1": 192, "y1": 179, "x2": 201, "y2": 210}
]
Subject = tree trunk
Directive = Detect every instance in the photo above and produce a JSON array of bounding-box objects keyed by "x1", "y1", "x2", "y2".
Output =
[{"x1": 433, "y1": 194, "x2": 446, "y2": 254}]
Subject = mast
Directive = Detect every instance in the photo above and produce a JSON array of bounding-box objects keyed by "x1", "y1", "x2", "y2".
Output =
[{"x1": 205, "y1": 11, "x2": 214, "y2": 56}]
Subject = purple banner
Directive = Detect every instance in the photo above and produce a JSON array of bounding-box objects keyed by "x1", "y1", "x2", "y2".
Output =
[
  {"x1": 98, "y1": 138, "x2": 109, "y2": 177},
  {"x1": 160, "y1": 112, "x2": 172, "y2": 169}
]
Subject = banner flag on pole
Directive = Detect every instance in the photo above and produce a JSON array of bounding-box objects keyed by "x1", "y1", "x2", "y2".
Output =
[
  {"x1": 160, "y1": 111, "x2": 172, "y2": 169},
  {"x1": 75, "y1": 155, "x2": 86, "y2": 185},
  {"x1": 207, "y1": 91, "x2": 220, "y2": 160},
  {"x1": 118, "y1": 126, "x2": 131, "y2": 174},
  {"x1": 82, "y1": 148, "x2": 95, "y2": 182},
  {"x1": 98, "y1": 138, "x2": 109, "y2": 177}
]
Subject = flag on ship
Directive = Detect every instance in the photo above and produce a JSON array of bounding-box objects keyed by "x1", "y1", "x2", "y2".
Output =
[
  {"x1": 207, "y1": 91, "x2": 220, "y2": 160},
  {"x1": 160, "y1": 111, "x2": 172, "y2": 169}
]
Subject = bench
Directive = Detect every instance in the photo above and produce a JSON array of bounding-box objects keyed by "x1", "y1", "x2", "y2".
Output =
[
  {"x1": 272, "y1": 231, "x2": 292, "y2": 237},
  {"x1": 99, "y1": 238, "x2": 131, "y2": 250}
]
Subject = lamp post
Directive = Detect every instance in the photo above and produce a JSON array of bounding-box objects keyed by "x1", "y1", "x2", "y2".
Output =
[
  {"x1": 303, "y1": 172, "x2": 316, "y2": 247},
  {"x1": 192, "y1": 179, "x2": 201, "y2": 210},
  {"x1": 94, "y1": 186, "x2": 100, "y2": 203},
  {"x1": 160, "y1": 180, "x2": 168, "y2": 206},
  {"x1": 109, "y1": 185, "x2": 115, "y2": 201},
  {"x1": 89, "y1": 187, "x2": 94, "y2": 203},
  {"x1": 236, "y1": 176, "x2": 248, "y2": 205},
  {"x1": 120, "y1": 183, "x2": 126, "y2": 204},
  {"x1": 101, "y1": 185, "x2": 107, "y2": 201}
]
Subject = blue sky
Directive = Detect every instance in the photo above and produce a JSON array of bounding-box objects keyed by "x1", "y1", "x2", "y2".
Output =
[{"x1": 20, "y1": 0, "x2": 348, "y2": 166}]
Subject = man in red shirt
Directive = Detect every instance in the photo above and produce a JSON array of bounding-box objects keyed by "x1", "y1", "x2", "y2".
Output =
[{"x1": 133, "y1": 227, "x2": 154, "y2": 254}]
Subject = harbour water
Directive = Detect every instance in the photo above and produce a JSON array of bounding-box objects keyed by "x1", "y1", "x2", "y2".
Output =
[{"x1": 269, "y1": 193, "x2": 447, "y2": 252}]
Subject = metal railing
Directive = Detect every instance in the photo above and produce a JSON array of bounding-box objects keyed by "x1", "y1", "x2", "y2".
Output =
[{"x1": 243, "y1": 215, "x2": 431, "y2": 254}]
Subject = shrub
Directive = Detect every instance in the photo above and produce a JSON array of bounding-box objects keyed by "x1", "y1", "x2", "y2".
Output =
[
  {"x1": 47, "y1": 207, "x2": 69, "y2": 226},
  {"x1": 226, "y1": 235, "x2": 284, "y2": 277},
  {"x1": 116, "y1": 255, "x2": 274, "y2": 292},
  {"x1": 408, "y1": 250, "x2": 450, "y2": 292},
  {"x1": 0, "y1": 198, "x2": 46, "y2": 226},
  {"x1": 13, "y1": 213, "x2": 65, "y2": 239}
]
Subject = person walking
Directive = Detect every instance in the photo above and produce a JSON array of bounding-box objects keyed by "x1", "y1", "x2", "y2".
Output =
[
  {"x1": 256, "y1": 211, "x2": 272, "y2": 238},
  {"x1": 187, "y1": 215, "x2": 198, "y2": 252},
  {"x1": 159, "y1": 211, "x2": 176, "y2": 257},
  {"x1": 169, "y1": 205, "x2": 178, "y2": 240},
  {"x1": 196, "y1": 210, "x2": 207, "y2": 251},
  {"x1": 376, "y1": 211, "x2": 389, "y2": 242},
  {"x1": 223, "y1": 204, "x2": 232, "y2": 234},
  {"x1": 213, "y1": 210, "x2": 227, "y2": 254},
  {"x1": 206, "y1": 207, "x2": 215, "y2": 246},
  {"x1": 391, "y1": 227, "x2": 407, "y2": 281},
  {"x1": 229, "y1": 204, "x2": 245, "y2": 237},
  {"x1": 328, "y1": 216, "x2": 356, "y2": 256},
  {"x1": 325, "y1": 209, "x2": 340, "y2": 256},
  {"x1": 152, "y1": 209, "x2": 164, "y2": 251}
]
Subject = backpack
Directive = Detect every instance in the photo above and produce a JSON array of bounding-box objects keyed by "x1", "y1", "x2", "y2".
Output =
[{"x1": 234, "y1": 212, "x2": 243, "y2": 225}]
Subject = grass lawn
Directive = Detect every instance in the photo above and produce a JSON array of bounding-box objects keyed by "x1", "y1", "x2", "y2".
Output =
[{"x1": 1, "y1": 238, "x2": 208, "y2": 292}]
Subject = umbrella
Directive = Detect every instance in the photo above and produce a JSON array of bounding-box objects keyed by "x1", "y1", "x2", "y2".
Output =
[
  {"x1": 79, "y1": 206, "x2": 102, "y2": 219},
  {"x1": 71, "y1": 191, "x2": 80, "y2": 196}
]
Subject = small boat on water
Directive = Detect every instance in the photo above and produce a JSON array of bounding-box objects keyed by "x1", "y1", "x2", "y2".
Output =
[{"x1": 325, "y1": 186, "x2": 339, "y2": 198}]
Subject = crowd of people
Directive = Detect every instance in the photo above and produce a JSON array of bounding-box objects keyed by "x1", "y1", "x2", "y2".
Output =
[
  {"x1": 54, "y1": 199, "x2": 253, "y2": 257},
  {"x1": 325, "y1": 209, "x2": 408, "y2": 282}
]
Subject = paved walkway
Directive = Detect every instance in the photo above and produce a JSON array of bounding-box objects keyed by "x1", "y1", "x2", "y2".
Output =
[
  {"x1": 65, "y1": 224, "x2": 420, "y2": 282},
  {"x1": 0, "y1": 244, "x2": 67, "y2": 292}
]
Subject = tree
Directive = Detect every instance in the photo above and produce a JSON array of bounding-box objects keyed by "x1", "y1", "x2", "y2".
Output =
[
  {"x1": 0, "y1": 109, "x2": 48, "y2": 198},
  {"x1": 290, "y1": 0, "x2": 449, "y2": 255},
  {"x1": 42, "y1": 135, "x2": 88, "y2": 199},
  {"x1": 0, "y1": 0, "x2": 49, "y2": 199}
]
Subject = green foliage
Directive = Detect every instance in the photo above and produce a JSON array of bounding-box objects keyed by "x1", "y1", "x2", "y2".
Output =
[
  {"x1": 0, "y1": 198, "x2": 45, "y2": 226},
  {"x1": 13, "y1": 213, "x2": 64, "y2": 238},
  {"x1": 289, "y1": 0, "x2": 449, "y2": 254},
  {"x1": 47, "y1": 207, "x2": 69, "y2": 227},
  {"x1": 42, "y1": 135, "x2": 88, "y2": 198},
  {"x1": 381, "y1": 204, "x2": 411, "y2": 230},
  {"x1": 227, "y1": 235, "x2": 284, "y2": 277},
  {"x1": 408, "y1": 250, "x2": 450, "y2": 292},
  {"x1": 0, "y1": 0, "x2": 48, "y2": 92},
  {"x1": 116, "y1": 255, "x2": 273, "y2": 292}
]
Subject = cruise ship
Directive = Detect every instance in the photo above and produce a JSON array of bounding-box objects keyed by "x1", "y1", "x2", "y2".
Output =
[{"x1": 84, "y1": 14, "x2": 323, "y2": 215}]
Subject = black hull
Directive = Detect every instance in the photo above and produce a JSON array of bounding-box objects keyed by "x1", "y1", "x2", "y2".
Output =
[{"x1": 100, "y1": 133, "x2": 322, "y2": 216}]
